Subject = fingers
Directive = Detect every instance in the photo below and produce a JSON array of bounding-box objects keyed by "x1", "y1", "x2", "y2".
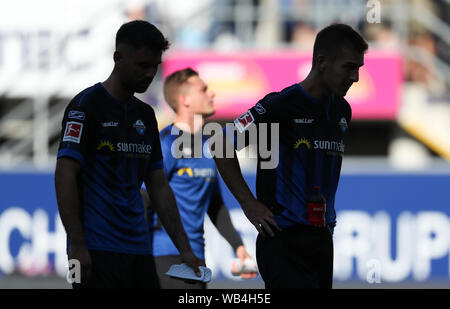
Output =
[
  {"x1": 186, "y1": 261, "x2": 201, "y2": 277},
  {"x1": 241, "y1": 272, "x2": 258, "y2": 279},
  {"x1": 264, "y1": 209, "x2": 282, "y2": 231},
  {"x1": 79, "y1": 263, "x2": 92, "y2": 284},
  {"x1": 254, "y1": 216, "x2": 281, "y2": 237},
  {"x1": 259, "y1": 220, "x2": 275, "y2": 237},
  {"x1": 190, "y1": 261, "x2": 202, "y2": 277},
  {"x1": 193, "y1": 266, "x2": 202, "y2": 277},
  {"x1": 181, "y1": 252, "x2": 205, "y2": 277},
  {"x1": 189, "y1": 258, "x2": 204, "y2": 277},
  {"x1": 235, "y1": 245, "x2": 248, "y2": 264},
  {"x1": 244, "y1": 201, "x2": 281, "y2": 237}
]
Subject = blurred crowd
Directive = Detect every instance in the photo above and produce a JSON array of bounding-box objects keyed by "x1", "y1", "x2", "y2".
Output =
[{"x1": 124, "y1": 0, "x2": 449, "y2": 95}]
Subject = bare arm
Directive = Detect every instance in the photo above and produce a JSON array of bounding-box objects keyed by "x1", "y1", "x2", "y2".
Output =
[
  {"x1": 144, "y1": 169, "x2": 205, "y2": 274},
  {"x1": 211, "y1": 132, "x2": 280, "y2": 237},
  {"x1": 207, "y1": 194, "x2": 243, "y2": 251},
  {"x1": 207, "y1": 198, "x2": 258, "y2": 278},
  {"x1": 55, "y1": 157, "x2": 85, "y2": 246},
  {"x1": 54, "y1": 157, "x2": 91, "y2": 280}
]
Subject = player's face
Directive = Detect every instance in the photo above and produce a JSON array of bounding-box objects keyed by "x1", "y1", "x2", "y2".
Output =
[
  {"x1": 185, "y1": 76, "x2": 216, "y2": 117},
  {"x1": 323, "y1": 47, "x2": 364, "y2": 97},
  {"x1": 118, "y1": 46, "x2": 162, "y2": 94}
]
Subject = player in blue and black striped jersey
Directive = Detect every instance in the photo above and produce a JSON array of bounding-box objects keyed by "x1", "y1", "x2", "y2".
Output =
[
  {"x1": 141, "y1": 68, "x2": 257, "y2": 288},
  {"x1": 211, "y1": 24, "x2": 368, "y2": 289},
  {"x1": 54, "y1": 21, "x2": 204, "y2": 289}
]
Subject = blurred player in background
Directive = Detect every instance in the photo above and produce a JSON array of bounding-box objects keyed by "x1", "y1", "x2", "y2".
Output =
[
  {"x1": 141, "y1": 68, "x2": 257, "y2": 289},
  {"x1": 211, "y1": 24, "x2": 368, "y2": 289},
  {"x1": 54, "y1": 20, "x2": 204, "y2": 289}
]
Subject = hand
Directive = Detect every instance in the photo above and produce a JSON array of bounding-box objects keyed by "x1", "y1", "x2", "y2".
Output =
[
  {"x1": 235, "y1": 245, "x2": 258, "y2": 279},
  {"x1": 68, "y1": 243, "x2": 92, "y2": 284},
  {"x1": 242, "y1": 199, "x2": 281, "y2": 237},
  {"x1": 181, "y1": 251, "x2": 206, "y2": 277}
]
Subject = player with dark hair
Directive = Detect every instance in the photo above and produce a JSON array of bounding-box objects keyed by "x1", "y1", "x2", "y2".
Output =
[
  {"x1": 54, "y1": 20, "x2": 204, "y2": 289},
  {"x1": 211, "y1": 23, "x2": 368, "y2": 289},
  {"x1": 141, "y1": 68, "x2": 257, "y2": 289}
]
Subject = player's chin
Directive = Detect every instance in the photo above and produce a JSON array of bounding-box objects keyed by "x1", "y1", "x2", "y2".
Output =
[
  {"x1": 203, "y1": 109, "x2": 215, "y2": 118},
  {"x1": 134, "y1": 81, "x2": 152, "y2": 93},
  {"x1": 135, "y1": 85, "x2": 150, "y2": 93}
]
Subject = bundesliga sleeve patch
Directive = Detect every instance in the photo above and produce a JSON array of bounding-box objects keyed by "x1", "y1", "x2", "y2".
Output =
[
  {"x1": 63, "y1": 121, "x2": 83, "y2": 143},
  {"x1": 233, "y1": 110, "x2": 254, "y2": 133}
]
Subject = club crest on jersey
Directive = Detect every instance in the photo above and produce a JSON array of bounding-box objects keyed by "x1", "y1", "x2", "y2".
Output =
[
  {"x1": 339, "y1": 117, "x2": 348, "y2": 133},
  {"x1": 234, "y1": 111, "x2": 254, "y2": 133},
  {"x1": 133, "y1": 120, "x2": 146, "y2": 135},
  {"x1": 63, "y1": 121, "x2": 83, "y2": 143}
]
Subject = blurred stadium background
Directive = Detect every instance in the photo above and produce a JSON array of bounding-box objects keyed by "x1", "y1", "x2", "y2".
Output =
[{"x1": 0, "y1": 0, "x2": 449, "y2": 289}]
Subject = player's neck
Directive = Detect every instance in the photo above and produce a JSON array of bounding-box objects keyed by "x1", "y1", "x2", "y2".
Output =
[
  {"x1": 299, "y1": 71, "x2": 332, "y2": 103},
  {"x1": 102, "y1": 75, "x2": 134, "y2": 105}
]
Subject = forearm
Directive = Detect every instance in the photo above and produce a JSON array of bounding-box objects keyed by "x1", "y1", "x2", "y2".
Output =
[
  {"x1": 212, "y1": 134, "x2": 256, "y2": 207},
  {"x1": 54, "y1": 159, "x2": 85, "y2": 246},
  {"x1": 148, "y1": 184, "x2": 192, "y2": 255},
  {"x1": 208, "y1": 202, "x2": 243, "y2": 251},
  {"x1": 214, "y1": 155, "x2": 256, "y2": 207}
]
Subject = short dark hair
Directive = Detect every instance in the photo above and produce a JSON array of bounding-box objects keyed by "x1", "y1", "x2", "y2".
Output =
[
  {"x1": 312, "y1": 24, "x2": 368, "y2": 67},
  {"x1": 116, "y1": 20, "x2": 169, "y2": 53},
  {"x1": 163, "y1": 68, "x2": 199, "y2": 111}
]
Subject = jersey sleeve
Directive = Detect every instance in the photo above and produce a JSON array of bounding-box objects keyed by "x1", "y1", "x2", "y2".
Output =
[
  {"x1": 234, "y1": 92, "x2": 282, "y2": 131},
  {"x1": 148, "y1": 111, "x2": 164, "y2": 171},
  {"x1": 226, "y1": 92, "x2": 283, "y2": 151},
  {"x1": 57, "y1": 95, "x2": 93, "y2": 166},
  {"x1": 211, "y1": 177, "x2": 224, "y2": 205},
  {"x1": 159, "y1": 133, "x2": 177, "y2": 180}
]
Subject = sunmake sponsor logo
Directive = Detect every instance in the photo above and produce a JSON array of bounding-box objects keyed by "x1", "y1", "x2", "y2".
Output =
[
  {"x1": 294, "y1": 138, "x2": 345, "y2": 153},
  {"x1": 116, "y1": 142, "x2": 152, "y2": 154},
  {"x1": 314, "y1": 140, "x2": 345, "y2": 153}
]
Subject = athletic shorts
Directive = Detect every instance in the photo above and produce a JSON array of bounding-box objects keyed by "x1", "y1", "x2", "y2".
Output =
[
  {"x1": 71, "y1": 250, "x2": 159, "y2": 289},
  {"x1": 154, "y1": 255, "x2": 206, "y2": 289},
  {"x1": 256, "y1": 223, "x2": 333, "y2": 289}
]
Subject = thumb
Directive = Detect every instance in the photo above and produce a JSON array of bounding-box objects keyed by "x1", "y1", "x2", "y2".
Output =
[{"x1": 235, "y1": 245, "x2": 247, "y2": 264}]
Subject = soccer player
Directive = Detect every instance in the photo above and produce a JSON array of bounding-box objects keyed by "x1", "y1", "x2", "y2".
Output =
[
  {"x1": 54, "y1": 20, "x2": 204, "y2": 289},
  {"x1": 210, "y1": 24, "x2": 368, "y2": 289},
  {"x1": 141, "y1": 68, "x2": 257, "y2": 289}
]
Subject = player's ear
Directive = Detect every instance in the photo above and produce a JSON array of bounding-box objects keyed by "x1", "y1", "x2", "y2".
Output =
[
  {"x1": 113, "y1": 51, "x2": 123, "y2": 65},
  {"x1": 315, "y1": 54, "x2": 327, "y2": 71},
  {"x1": 178, "y1": 93, "x2": 189, "y2": 108}
]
